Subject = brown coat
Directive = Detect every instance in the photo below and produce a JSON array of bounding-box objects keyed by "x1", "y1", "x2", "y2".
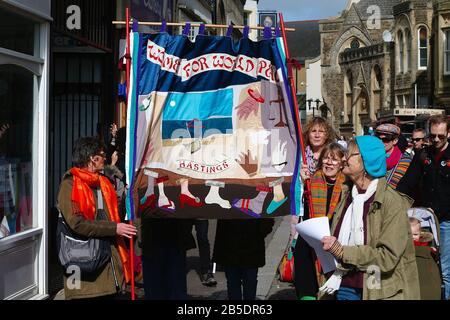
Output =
[{"x1": 57, "y1": 172, "x2": 124, "y2": 299}]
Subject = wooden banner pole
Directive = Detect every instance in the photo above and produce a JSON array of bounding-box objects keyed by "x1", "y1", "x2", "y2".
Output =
[
  {"x1": 278, "y1": 13, "x2": 315, "y2": 219},
  {"x1": 113, "y1": 20, "x2": 295, "y2": 31},
  {"x1": 124, "y1": 7, "x2": 136, "y2": 301}
]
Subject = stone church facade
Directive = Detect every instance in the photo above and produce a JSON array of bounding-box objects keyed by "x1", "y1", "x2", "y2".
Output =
[{"x1": 320, "y1": 0, "x2": 446, "y2": 137}]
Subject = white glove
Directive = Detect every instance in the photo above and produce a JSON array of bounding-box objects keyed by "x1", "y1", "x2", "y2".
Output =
[{"x1": 319, "y1": 269, "x2": 345, "y2": 295}]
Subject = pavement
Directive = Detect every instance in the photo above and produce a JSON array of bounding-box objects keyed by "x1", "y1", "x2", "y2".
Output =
[
  {"x1": 54, "y1": 215, "x2": 298, "y2": 300},
  {"x1": 185, "y1": 215, "x2": 296, "y2": 300}
]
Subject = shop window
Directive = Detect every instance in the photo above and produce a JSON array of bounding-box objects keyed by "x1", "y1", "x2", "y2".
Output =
[
  {"x1": 0, "y1": 64, "x2": 34, "y2": 239},
  {"x1": 418, "y1": 95, "x2": 429, "y2": 107},
  {"x1": 418, "y1": 27, "x2": 428, "y2": 69},
  {"x1": 0, "y1": 6, "x2": 38, "y2": 57}
]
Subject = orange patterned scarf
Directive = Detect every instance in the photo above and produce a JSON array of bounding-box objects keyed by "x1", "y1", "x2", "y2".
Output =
[
  {"x1": 70, "y1": 167, "x2": 131, "y2": 283},
  {"x1": 310, "y1": 171, "x2": 345, "y2": 219}
]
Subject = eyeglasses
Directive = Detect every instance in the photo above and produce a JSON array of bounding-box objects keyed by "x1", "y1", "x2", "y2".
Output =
[
  {"x1": 344, "y1": 152, "x2": 360, "y2": 163},
  {"x1": 322, "y1": 156, "x2": 341, "y2": 165},
  {"x1": 411, "y1": 137, "x2": 425, "y2": 142},
  {"x1": 429, "y1": 134, "x2": 447, "y2": 141}
]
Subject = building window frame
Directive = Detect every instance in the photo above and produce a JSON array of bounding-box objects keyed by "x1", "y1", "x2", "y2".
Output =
[
  {"x1": 178, "y1": 22, "x2": 201, "y2": 42},
  {"x1": 444, "y1": 29, "x2": 450, "y2": 75},
  {"x1": 418, "y1": 26, "x2": 428, "y2": 70},
  {"x1": 397, "y1": 30, "x2": 404, "y2": 74},
  {"x1": 0, "y1": 5, "x2": 49, "y2": 299},
  {"x1": 405, "y1": 28, "x2": 411, "y2": 72}
]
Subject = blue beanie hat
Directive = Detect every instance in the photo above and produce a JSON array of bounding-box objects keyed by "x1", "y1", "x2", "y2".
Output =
[{"x1": 355, "y1": 136, "x2": 387, "y2": 178}]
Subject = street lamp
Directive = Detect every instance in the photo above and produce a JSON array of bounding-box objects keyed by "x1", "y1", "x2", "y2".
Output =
[
  {"x1": 314, "y1": 99, "x2": 321, "y2": 117},
  {"x1": 306, "y1": 98, "x2": 313, "y2": 115},
  {"x1": 320, "y1": 102, "x2": 331, "y2": 119}
]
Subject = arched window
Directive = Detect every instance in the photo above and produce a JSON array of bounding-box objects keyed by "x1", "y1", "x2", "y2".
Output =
[
  {"x1": 418, "y1": 27, "x2": 428, "y2": 69},
  {"x1": 371, "y1": 65, "x2": 382, "y2": 117},
  {"x1": 397, "y1": 31, "x2": 404, "y2": 74},
  {"x1": 405, "y1": 29, "x2": 411, "y2": 72},
  {"x1": 350, "y1": 38, "x2": 360, "y2": 49},
  {"x1": 344, "y1": 71, "x2": 353, "y2": 123}
]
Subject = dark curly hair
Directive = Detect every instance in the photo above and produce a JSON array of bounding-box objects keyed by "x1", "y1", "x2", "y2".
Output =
[{"x1": 72, "y1": 136, "x2": 106, "y2": 168}]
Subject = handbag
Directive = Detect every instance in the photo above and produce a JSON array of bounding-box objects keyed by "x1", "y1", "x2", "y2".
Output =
[
  {"x1": 56, "y1": 189, "x2": 112, "y2": 274},
  {"x1": 278, "y1": 238, "x2": 295, "y2": 283}
]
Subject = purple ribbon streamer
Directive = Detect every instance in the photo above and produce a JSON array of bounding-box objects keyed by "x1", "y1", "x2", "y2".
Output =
[
  {"x1": 132, "y1": 19, "x2": 139, "y2": 32},
  {"x1": 226, "y1": 25, "x2": 233, "y2": 37},
  {"x1": 199, "y1": 24, "x2": 206, "y2": 35},
  {"x1": 263, "y1": 26, "x2": 272, "y2": 39},
  {"x1": 182, "y1": 22, "x2": 191, "y2": 36},
  {"x1": 160, "y1": 20, "x2": 167, "y2": 33},
  {"x1": 243, "y1": 25, "x2": 250, "y2": 39}
]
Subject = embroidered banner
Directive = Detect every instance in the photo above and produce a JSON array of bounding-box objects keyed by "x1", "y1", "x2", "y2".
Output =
[{"x1": 125, "y1": 31, "x2": 303, "y2": 219}]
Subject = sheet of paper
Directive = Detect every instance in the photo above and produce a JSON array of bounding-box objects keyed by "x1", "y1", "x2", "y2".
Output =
[{"x1": 296, "y1": 217, "x2": 337, "y2": 274}]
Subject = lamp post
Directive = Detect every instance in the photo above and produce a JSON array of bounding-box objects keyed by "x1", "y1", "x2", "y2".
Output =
[
  {"x1": 320, "y1": 102, "x2": 331, "y2": 119},
  {"x1": 314, "y1": 99, "x2": 321, "y2": 117},
  {"x1": 307, "y1": 98, "x2": 313, "y2": 115}
]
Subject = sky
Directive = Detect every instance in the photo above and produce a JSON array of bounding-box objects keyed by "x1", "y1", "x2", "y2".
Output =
[{"x1": 258, "y1": 0, "x2": 349, "y2": 22}]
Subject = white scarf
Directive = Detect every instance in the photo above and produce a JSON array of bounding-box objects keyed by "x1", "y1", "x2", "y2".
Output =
[
  {"x1": 339, "y1": 179, "x2": 379, "y2": 246},
  {"x1": 320, "y1": 179, "x2": 379, "y2": 295}
]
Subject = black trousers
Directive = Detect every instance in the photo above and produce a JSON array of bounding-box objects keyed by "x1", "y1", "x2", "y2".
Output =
[
  {"x1": 142, "y1": 244, "x2": 187, "y2": 300},
  {"x1": 293, "y1": 234, "x2": 319, "y2": 298},
  {"x1": 224, "y1": 266, "x2": 258, "y2": 300},
  {"x1": 193, "y1": 219, "x2": 212, "y2": 274}
]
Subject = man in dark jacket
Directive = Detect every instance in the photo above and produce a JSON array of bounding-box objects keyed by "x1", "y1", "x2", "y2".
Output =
[{"x1": 398, "y1": 115, "x2": 450, "y2": 300}]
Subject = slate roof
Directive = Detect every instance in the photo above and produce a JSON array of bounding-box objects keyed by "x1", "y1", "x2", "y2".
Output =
[
  {"x1": 285, "y1": 20, "x2": 321, "y2": 63},
  {"x1": 355, "y1": 0, "x2": 403, "y2": 18}
]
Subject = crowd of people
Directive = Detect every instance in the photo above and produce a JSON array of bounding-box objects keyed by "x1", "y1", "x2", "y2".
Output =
[{"x1": 55, "y1": 114, "x2": 450, "y2": 300}]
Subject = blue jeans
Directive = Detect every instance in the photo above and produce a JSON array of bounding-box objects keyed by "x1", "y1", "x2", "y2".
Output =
[
  {"x1": 440, "y1": 220, "x2": 450, "y2": 300},
  {"x1": 224, "y1": 266, "x2": 258, "y2": 300},
  {"x1": 336, "y1": 286, "x2": 362, "y2": 300}
]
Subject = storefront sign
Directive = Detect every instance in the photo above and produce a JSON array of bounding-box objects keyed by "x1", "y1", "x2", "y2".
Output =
[{"x1": 394, "y1": 108, "x2": 445, "y2": 116}]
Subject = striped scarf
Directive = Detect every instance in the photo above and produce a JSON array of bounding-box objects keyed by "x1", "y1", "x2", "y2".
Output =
[
  {"x1": 386, "y1": 153, "x2": 412, "y2": 189},
  {"x1": 310, "y1": 171, "x2": 345, "y2": 219}
]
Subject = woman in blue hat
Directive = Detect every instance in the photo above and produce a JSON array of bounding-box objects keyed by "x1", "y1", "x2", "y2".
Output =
[{"x1": 319, "y1": 136, "x2": 420, "y2": 300}]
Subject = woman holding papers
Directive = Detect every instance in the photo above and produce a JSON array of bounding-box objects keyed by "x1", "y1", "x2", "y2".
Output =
[
  {"x1": 294, "y1": 143, "x2": 347, "y2": 300},
  {"x1": 320, "y1": 136, "x2": 420, "y2": 300}
]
